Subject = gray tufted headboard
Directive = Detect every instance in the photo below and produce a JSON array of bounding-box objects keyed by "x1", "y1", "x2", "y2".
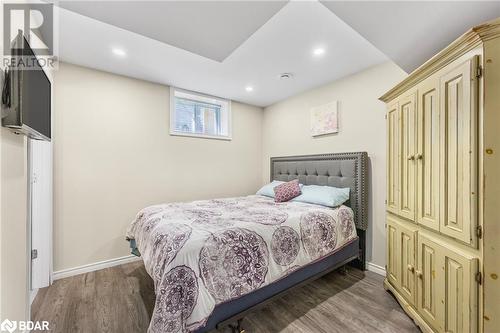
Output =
[{"x1": 270, "y1": 152, "x2": 368, "y2": 231}]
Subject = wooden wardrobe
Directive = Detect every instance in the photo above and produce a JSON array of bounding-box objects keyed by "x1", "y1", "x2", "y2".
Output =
[{"x1": 380, "y1": 18, "x2": 500, "y2": 333}]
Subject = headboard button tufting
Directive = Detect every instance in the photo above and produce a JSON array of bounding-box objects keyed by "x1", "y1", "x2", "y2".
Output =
[{"x1": 270, "y1": 152, "x2": 368, "y2": 232}]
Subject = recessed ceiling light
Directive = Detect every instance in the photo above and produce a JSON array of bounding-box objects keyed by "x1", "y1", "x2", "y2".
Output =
[
  {"x1": 245, "y1": 86, "x2": 254, "y2": 92},
  {"x1": 112, "y1": 47, "x2": 127, "y2": 57},
  {"x1": 313, "y1": 48, "x2": 325, "y2": 56}
]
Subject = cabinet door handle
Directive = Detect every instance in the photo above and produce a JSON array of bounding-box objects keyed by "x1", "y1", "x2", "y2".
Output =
[
  {"x1": 416, "y1": 270, "x2": 423, "y2": 279},
  {"x1": 416, "y1": 154, "x2": 423, "y2": 160},
  {"x1": 407, "y1": 155, "x2": 415, "y2": 160},
  {"x1": 407, "y1": 264, "x2": 415, "y2": 273}
]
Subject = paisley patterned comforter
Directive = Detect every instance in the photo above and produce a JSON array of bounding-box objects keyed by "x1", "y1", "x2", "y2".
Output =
[{"x1": 126, "y1": 195, "x2": 357, "y2": 333}]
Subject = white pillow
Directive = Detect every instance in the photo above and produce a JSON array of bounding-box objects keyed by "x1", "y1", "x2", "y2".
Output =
[
  {"x1": 256, "y1": 181, "x2": 284, "y2": 198},
  {"x1": 292, "y1": 185, "x2": 350, "y2": 207}
]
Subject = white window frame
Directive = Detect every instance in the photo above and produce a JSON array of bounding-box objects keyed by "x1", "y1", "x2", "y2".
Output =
[{"x1": 169, "y1": 87, "x2": 232, "y2": 140}]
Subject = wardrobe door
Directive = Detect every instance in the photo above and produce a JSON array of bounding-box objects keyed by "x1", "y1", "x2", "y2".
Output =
[
  {"x1": 417, "y1": 234, "x2": 440, "y2": 331},
  {"x1": 398, "y1": 222, "x2": 418, "y2": 306},
  {"x1": 439, "y1": 56, "x2": 479, "y2": 246},
  {"x1": 439, "y1": 247, "x2": 478, "y2": 333},
  {"x1": 386, "y1": 217, "x2": 400, "y2": 287},
  {"x1": 386, "y1": 101, "x2": 400, "y2": 214},
  {"x1": 399, "y1": 92, "x2": 417, "y2": 221},
  {"x1": 417, "y1": 78, "x2": 440, "y2": 231}
]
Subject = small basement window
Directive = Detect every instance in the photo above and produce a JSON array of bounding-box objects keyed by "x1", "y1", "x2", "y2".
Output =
[{"x1": 170, "y1": 88, "x2": 231, "y2": 140}]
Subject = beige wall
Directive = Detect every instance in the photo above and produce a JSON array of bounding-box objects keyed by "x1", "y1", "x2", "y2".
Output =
[
  {"x1": 54, "y1": 62, "x2": 406, "y2": 272},
  {"x1": 0, "y1": 2, "x2": 30, "y2": 325},
  {"x1": 0, "y1": 61, "x2": 53, "y2": 331},
  {"x1": 53, "y1": 63, "x2": 264, "y2": 272},
  {"x1": 0, "y1": 132, "x2": 29, "y2": 324},
  {"x1": 262, "y1": 62, "x2": 407, "y2": 268}
]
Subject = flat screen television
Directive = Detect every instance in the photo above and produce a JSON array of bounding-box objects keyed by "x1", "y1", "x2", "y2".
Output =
[{"x1": 1, "y1": 32, "x2": 51, "y2": 141}]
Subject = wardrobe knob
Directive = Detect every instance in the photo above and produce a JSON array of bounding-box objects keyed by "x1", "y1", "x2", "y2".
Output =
[
  {"x1": 416, "y1": 154, "x2": 423, "y2": 160},
  {"x1": 416, "y1": 270, "x2": 423, "y2": 279},
  {"x1": 407, "y1": 264, "x2": 415, "y2": 273},
  {"x1": 407, "y1": 155, "x2": 415, "y2": 160}
]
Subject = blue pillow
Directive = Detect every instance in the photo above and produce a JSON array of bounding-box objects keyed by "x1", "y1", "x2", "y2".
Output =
[
  {"x1": 292, "y1": 185, "x2": 350, "y2": 207},
  {"x1": 256, "y1": 181, "x2": 284, "y2": 198}
]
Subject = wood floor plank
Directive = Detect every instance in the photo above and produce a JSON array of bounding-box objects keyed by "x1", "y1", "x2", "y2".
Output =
[{"x1": 32, "y1": 262, "x2": 419, "y2": 333}]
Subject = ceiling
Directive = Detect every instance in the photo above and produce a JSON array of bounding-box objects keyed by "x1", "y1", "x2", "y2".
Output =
[
  {"x1": 55, "y1": 1, "x2": 500, "y2": 107},
  {"x1": 55, "y1": 1, "x2": 387, "y2": 107},
  {"x1": 57, "y1": 1, "x2": 287, "y2": 62},
  {"x1": 321, "y1": 1, "x2": 500, "y2": 73}
]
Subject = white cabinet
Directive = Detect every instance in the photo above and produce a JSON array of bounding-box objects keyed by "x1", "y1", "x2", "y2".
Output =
[
  {"x1": 385, "y1": 56, "x2": 478, "y2": 246},
  {"x1": 387, "y1": 216, "x2": 479, "y2": 333},
  {"x1": 381, "y1": 28, "x2": 489, "y2": 331},
  {"x1": 382, "y1": 17, "x2": 500, "y2": 333}
]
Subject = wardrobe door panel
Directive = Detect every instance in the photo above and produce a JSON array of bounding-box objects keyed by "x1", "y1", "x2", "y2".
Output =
[
  {"x1": 399, "y1": 92, "x2": 417, "y2": 221},
  {"x1": 387, "y1": 101, "x2": 400, "y2": 214},
  {"x1": 386, "y1": 217, "x2": 400, "y2": 287},
  {"x1": 440, "y1": 247, "x2": 478, "y2": 333},
  {"x1": 417, "y1": 78, "x2": 440, "y2": 231},
  {"x1": 399, "y1": 223, "x2": 417, "y2": 306},
  {"x1": 417, "y1": 234, "x2": 440, "y2": 331},
  {"x1": 439, "y1": 57, "x2": 478, "y2": 246}
]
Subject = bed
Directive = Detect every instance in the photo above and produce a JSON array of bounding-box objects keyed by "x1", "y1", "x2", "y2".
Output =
[{"x1": 126, "y1": 152, "x2": 368, "y2": 333}]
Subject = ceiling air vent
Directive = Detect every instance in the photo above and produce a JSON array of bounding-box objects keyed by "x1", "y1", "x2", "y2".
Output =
[{"x1": 279, "y1": 73, "x2": 293, "y2": 80}]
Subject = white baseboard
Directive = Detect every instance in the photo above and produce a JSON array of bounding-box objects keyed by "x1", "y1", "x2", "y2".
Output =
[
  {"x1": 53, "y1": 255, "x2": 141, "y2": 280},
  {"x1": 53, "y1": 255, "x2": 384, "y2": 280},
  {"x1": 367, "y1": 262, "x2": 386, "y2": 276}
]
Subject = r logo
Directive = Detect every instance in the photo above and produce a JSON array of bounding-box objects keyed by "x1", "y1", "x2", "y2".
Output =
[{"x1": 3, "y1": 3, "x2": 53, "y2": 55}]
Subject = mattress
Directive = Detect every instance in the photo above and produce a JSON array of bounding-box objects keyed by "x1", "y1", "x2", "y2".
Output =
[{"x1": 126, "y1": 195, "x2": 357, "y2": 333}]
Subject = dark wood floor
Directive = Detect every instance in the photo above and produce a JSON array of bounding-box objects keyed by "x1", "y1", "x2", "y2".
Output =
[{"x1": 32, "y1": 261, "x2": 420, "y2": 333}]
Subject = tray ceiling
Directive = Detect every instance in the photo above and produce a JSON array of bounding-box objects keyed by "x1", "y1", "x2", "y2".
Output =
[
  {"x1": 57, "y1": 1, "x2": 387, "y2": 106},
  {"x1": 57, "y1": 1, "x2": 287, "y2": 62}
]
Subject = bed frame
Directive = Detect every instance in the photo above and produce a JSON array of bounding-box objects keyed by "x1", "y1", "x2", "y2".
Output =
[
  {"x1": 128, "y1": 152, "x2": 369, "y2": 333},
  {"x1": 269, "y1": 152, "x2": 368, "y2": 269},
  {"x1": 198, "y1": 152, "x2": 369, "y2": 332}
]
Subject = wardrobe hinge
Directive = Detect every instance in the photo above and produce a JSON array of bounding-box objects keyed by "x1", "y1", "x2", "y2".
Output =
[
  {"x1": 476, "y1": 225, "x2": 483, "y2": 239},
  {"x1": 476, "y1": 66, "x2": 483, "y2": 79},
  {"x1": 475, "y1": 271, "x2": 482, "y2": 285}
]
